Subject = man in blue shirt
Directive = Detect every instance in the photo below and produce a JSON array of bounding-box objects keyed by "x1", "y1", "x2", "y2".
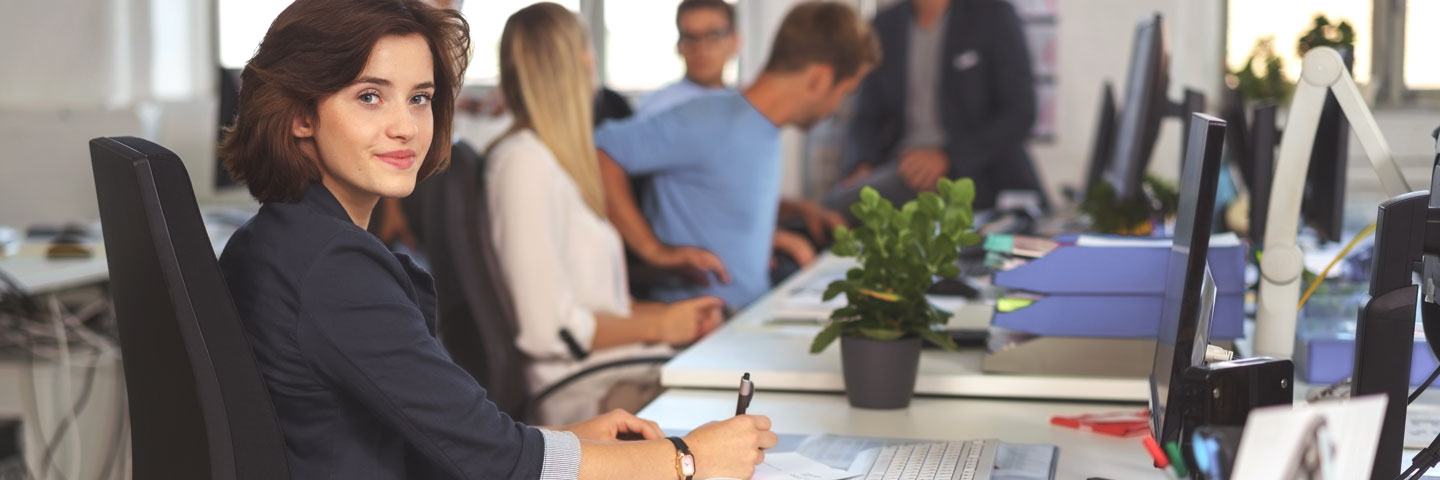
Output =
[
  {"x1": 597, "y1": 1, "x2": 881, "y2": 308},
  {"x1": 637, "y1": 0, "x2": 738, "y2": 117}
]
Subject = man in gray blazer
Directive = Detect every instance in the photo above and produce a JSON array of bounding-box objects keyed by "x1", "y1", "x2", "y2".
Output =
[{"x1": 830, "y1": 0, "x2": 1044, "y2": 211}]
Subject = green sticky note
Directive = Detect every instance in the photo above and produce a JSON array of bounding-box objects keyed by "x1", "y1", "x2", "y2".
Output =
[
  {"x1": 984, "y1": 234, "x2": 1015, "y2": 254},
  {"x1": 996, "y1": 297, "x2": 1035, "y2": 313}
]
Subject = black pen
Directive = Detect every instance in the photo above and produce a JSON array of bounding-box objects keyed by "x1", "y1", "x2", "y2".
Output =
[{"x1": 736, "y1": 372, "x2": 754, "y2": 415}]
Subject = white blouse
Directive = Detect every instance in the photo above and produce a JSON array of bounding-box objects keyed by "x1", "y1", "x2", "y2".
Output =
[{"x1": 486, "y1": 130, "x2": 671, "y2": 421}]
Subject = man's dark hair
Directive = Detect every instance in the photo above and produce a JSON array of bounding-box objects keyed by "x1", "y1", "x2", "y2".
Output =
[{"x1": 676, "y1": 0, "x2": 735, "y2": 31}]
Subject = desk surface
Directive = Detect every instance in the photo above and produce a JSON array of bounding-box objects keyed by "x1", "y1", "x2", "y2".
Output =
[
  {"x1": 661, "y1": 253, "x2": 1151, "y2": 402},
  {"x1": 0, "y1": 207, "x2": 251, "y2": 295},
  {"x1": 640, "y1": 388, "x2": 1164, "y2": 479}
]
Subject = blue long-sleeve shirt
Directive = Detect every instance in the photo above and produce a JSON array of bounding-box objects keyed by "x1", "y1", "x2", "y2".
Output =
[{"x1": 219, "y1": 182, "x2": 580, "y2": 479}]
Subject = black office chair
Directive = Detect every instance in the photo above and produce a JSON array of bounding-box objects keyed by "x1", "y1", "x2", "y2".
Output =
[
  {"x1": 413, "y1": 141, "x2": 669, "y2": 423},
  {"x1": 89, "y1": 137, "x2": 290, "y2": 480}
]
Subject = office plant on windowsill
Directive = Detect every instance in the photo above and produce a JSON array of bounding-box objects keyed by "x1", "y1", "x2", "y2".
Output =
[{"x1": 809, "y1": 179, "x2": 980, "y2": 409}]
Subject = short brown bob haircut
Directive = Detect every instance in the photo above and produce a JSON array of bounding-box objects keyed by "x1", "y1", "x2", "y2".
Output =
[
  {"x1": 220, "y1": 0, "x2": 471, "y2": 203},
  {"x1": 762, "y1": 1, "x2": 881, "y2": 83}
]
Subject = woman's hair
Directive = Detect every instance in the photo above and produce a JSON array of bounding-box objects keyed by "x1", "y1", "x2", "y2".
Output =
[
  {"x1": 220, "y1": 0, "x2": 470, "y2": 203},
  {"x1": 496, "y1": 2, "x2": 606, "y2": 218}
]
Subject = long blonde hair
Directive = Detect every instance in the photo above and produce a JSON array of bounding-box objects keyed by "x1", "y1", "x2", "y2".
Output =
[{"x1": 497, "y1": 2, "x2": 605, "y2": 217}]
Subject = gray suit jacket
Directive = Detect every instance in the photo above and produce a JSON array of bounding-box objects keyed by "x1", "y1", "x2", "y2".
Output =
[{"x1": 850, "y1": 0, "x2": 1044, "y2": 210}]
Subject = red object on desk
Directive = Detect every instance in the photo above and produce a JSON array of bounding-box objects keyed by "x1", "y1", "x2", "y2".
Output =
[
  {"x1": 1142, "y1": 435, "x2": 1170, "y2": 469},
  {"x1": 1049, "y1": 410, "x2": 1151, "y2": 437}
]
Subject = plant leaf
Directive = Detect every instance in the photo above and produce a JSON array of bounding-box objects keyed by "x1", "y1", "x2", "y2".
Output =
[
  {"x1": 860, "y1": 328, "x2": 905, "y2": 341},
  {"x1": 918, "y1": 328, "x2": 960, "y2": 352},
  {"x1": 822, "y1": 280, "x2": 848, "y2": 301},
  {"x1": 860, "y1": 186, "x2": 881, "y2": 206},
  {"x1": 937, "y1": 263, "x2": 960, "y2": 279},
  {"x1": 959, "y1": 231, "x2": 982, "y2": 247},
  {"x1": 810, "y1": 321, "x2": 846, "y2": 354},
  {"x1": 954, "y1": 178, "x2": 976, "y2": 205}
]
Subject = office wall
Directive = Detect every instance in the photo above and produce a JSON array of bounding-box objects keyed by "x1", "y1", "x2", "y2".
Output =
[{"x1": 1027, "y1": 0, "x2": 1226, "y2": 203}]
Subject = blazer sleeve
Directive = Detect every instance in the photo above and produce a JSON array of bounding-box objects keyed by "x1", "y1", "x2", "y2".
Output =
[
  {"x1": 849, "y1": 15, "x2": 898, "y2": 171},
  {"x1": 295, "y1": 229, "x2": 547, "y2": 479},
  {"x1": 948, "y1": 1, "x2": 1036, "y2": 177}
]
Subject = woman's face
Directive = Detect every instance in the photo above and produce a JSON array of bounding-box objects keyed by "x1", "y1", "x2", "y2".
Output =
[{"x1": 295, "y1": 33, "x2": 436, "y2": 207}]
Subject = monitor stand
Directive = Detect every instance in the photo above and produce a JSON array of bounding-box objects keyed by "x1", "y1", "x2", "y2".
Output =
[
  {"x1": 1254, "y1": 46, "x2": 1413, "y2": 360},
  {"x1": 1351, "y1": 178, "x2": 1440, "y2": 479},
  {"x1": 1172, "y1": 268, "x2": 1294, "y2": 462}
]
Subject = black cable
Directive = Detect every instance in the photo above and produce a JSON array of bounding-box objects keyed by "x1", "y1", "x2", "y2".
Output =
[{"x1": 1412, "y1": 365, "x2": 1440, "y2": 405}]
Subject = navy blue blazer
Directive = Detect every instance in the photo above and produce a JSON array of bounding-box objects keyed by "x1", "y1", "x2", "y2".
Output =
[
  {"x1": 219, "y1": 183, "x2": 546, "y2": 479},
  {"x1": 850, "y1": 0, "x2": 1045, "y2": 210}
]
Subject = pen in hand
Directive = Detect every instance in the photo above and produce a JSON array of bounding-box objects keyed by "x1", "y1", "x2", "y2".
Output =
[{"x1": 736, "y1": 372, "x2": 753, "y2": 416}]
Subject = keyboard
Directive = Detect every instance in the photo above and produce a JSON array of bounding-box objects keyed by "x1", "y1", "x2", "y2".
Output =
[{"x1": 859, "y1": 439, "x2": 997, "y2": 480}]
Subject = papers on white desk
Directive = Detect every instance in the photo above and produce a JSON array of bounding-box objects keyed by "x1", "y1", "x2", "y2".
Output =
[
  {"x1": 1407, "y1": 404, "x2": 1440, "y2": 449},
  {"x1": 750, "y1": 452, "x2": 857, "y2": 480},
  {"x1": 1232, "y1": 395, "x2": 1388, "y2": 480}
]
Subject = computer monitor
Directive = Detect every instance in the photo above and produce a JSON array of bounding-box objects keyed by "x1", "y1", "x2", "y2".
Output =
[
  {"x1": 1174, "y1": 89, "x2": 1207, "y2": 171},
  {"x1": 1149, "y1": 113, "x2": 1227, "y2": 445},
  {"x1": 216, "y1": 68, "x2": 242, "y2": 189},
  {"x1": 1107, "y1": 13, "x2": 1168, "y2": 201},
  {"x1": 1248, "y1": 104, "x2": 1278, "y2": 246},
  {"x1": 1302, "y1": 47, "x2": 1354, "y2": 243},
  {"x1": 1084, "y1": 82, "x2": 1119, "y2": 196}
]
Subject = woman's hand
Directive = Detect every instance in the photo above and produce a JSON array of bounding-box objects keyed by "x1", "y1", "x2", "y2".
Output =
[
  {"x1": 560, "y1": 409, "x2": 664, "y2": 442},
  {"x1": 647, "y1": 296, "x2": 725, "y2": 347},
  {"x1": 683, "y1": 415, "x2": 779, "y2": 479}
]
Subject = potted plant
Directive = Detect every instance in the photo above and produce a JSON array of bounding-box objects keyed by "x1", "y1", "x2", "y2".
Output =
[{"x1": 809, "y1": 178, "x2": 981, "y2": 409}]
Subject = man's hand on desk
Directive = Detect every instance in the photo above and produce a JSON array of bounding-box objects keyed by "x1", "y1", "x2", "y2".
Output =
[
  {"x1": 788, "y1": 200, "x2": 848, "y2": 245},
  {"x1": 772, "y1": 230, "x2": 816, "y2": 268},
  {"x1": 639, "y1": 244, "x2": 731, "y2": 286},
  {"x1": 684, "y1": 415, "x2": 779, "y2": 479},
  {"x1": 556, "y1": 409, "x2": 664, "y2": 442},
  {"x1": 642, "y1": 296, "x2": 725, "y2": 347},
  {"x1": 898, "y1": 148, "x2": 949, "y2": 193}
]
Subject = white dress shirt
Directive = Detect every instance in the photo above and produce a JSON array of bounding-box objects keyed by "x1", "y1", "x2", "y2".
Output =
[{"x1": 486, "y1": 130, "x2": 671, "y2": 424}]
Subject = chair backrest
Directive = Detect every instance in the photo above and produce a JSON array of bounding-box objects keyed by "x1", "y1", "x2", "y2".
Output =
[
  {"x1": 88, "y1": 137, "x2": 290, "y2": 480},
  {"x1": 416, "y1": 141, "x2": 532, "y2": 418}
]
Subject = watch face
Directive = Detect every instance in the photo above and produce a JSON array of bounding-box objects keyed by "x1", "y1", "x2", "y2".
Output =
[{"x1": 681, "y1": 455, "x2": 696, "y2": 475}]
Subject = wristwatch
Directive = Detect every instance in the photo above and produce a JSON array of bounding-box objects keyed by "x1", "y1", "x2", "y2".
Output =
[{"x1": 667, "y1": 436, "x2": 696, "y2": 480}]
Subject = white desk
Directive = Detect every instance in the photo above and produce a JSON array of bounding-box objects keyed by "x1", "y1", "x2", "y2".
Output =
[
  {"x1": 0, "y1": 207, "x2": 252, "y2": 296},
  {"x1": 0, "y1": 242, "x2": 109, "y2": 295},
  {"x1": 662, "y1": 253, "x2": 1150, "y2": 402},
  {"x1": 640, "y1": 389, "x2": 1164, "y2": 479}
]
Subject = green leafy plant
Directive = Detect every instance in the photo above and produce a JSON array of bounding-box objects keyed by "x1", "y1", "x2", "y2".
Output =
[
  {"x1": 1297, "y1": 14, "x2": 1355, "y2": 57},
  {"x1": 1231, "y1": 36, "x2": 1292, "y2": 103},
  {"x1": 809, "y1": 178, "x2": 981, "y2": 354},
  {"x1": 1079, "y1": 174, "x2": 1179, "y2": 235}
]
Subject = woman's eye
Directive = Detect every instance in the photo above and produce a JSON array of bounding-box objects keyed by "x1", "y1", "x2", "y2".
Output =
[
  {"x1": 359, "y1": 92, "x2": 380, "y2": 104},
  {"x1": 411, "y1": 93, "x2": 432, "y2": 105}
]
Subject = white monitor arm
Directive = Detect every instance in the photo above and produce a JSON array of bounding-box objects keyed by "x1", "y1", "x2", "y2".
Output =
[{"x1": 1254, "y1": 47, "x2": 1414, "y2": 359}]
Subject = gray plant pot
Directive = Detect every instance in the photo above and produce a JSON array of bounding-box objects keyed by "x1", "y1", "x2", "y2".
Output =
[{"x1": 840, "y1": 335, "x2": 922, "y2": 409}]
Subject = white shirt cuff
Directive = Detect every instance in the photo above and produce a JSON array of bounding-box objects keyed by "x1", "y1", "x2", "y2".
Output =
[{"x1": 539, "y1": 428, "x2": 582, "y2": 480}]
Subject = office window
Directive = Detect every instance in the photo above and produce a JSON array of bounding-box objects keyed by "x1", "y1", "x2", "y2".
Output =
[
  {"x1": 217, "y1": 0, "x2": 295, "y2": 69},
  {"x1": 603, "y1": 0, "x2": 688, "y2": 92},
  {"x1": 463, "y1": 0, "x2": 582, "y2": 85},
  {"x1": 1404, "y1": 0, "x2": 1440, "y2": 89},
  {"x1": 1226, "y1": 0, "x2": 1372, "y2": 84}
]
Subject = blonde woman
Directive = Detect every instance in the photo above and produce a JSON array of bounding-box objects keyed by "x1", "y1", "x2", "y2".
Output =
[{"x1": 487, "y1": 2, "x2": 722, "y2": 426}]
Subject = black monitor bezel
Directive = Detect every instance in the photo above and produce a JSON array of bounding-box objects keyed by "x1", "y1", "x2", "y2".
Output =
[{"x1": 1150, "y1": 113, "x2": 1228, "y2": 445}]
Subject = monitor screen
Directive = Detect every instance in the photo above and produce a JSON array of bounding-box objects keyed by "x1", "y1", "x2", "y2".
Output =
[
  {"x1": 1107, "y1": 13, "x2": 1168, "y2": 201},
  {"x1": 1085, "y1": 82, "x2": 1119, "y2": 196},
  {"x1": 1150, "y1": 113, "x2": 1227, "y2": 445}
]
